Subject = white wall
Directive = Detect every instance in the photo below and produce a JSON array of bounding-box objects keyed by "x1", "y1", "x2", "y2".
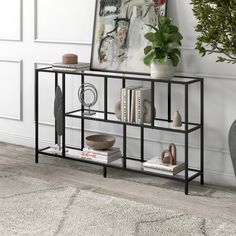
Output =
[{"x1": 0, "y1": 0, "x2": 235, "y2": 187}]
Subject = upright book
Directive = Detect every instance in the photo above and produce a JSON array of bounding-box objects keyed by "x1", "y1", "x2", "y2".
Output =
[{"x1": 135, "y1": 87, "x2": 151, "y2": 124}]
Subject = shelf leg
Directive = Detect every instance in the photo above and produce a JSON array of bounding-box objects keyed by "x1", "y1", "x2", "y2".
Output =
[
  {"x1": 103, "y1": 166, "x2": 107, "y2": 178},
  {"x1": 62, "y1": 73, "x2": 66, "y2": 157},
  {"x1": 200, "y1": 80, "x2": 204, "y2": 185},
  {"x1": 168, "y1": 82, "x2": 172, "y2": 122},
  {"x1": 55, "y1": 72, "x2": 58, "y2": 144},
  {"x1": 185, "y1": 84, "x2": 189, "y2": 195},
  {"x1": 151, "y1": 81, "x2": 155, "y2": 127},
  {"x1": 81, "y1": 74, "x2": 85, "y2": 149},
  {"x1": 35, "y1": 69, "x2": 39, "y2": 163},
  {"x1": 123, "y1": 125, "x2": 127, "y2": 168},
  {"x1": 122, "y1": 79, "x2": 126, "y2": 168},
  {"x1": 104, "y1": 77, "x2": 108, "y2": 120},
  {"x1": 141, "y1": 126, "x2": 144, "y2": 162}
]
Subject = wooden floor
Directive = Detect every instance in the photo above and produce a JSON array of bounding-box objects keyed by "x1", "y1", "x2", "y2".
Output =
[{"x1": 0, "y1": 142, "x2": 236, "y2": 225}]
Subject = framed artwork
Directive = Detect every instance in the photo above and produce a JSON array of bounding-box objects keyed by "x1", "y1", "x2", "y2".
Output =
[{"x1": 90, "y1": 0, "x2": 168, "y2": 74}]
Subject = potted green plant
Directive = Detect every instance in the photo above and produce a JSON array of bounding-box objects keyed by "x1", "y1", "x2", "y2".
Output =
[
  {"x1": 143, "y1": 16, "x2": 183, "y2": 79},
  {"x1": 191, "y1": 0, "x2": 236, "y2": 176}
]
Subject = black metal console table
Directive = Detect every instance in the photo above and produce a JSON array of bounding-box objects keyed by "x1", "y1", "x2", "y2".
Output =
[{"x1": 35, "y1": 67, "x2": 204, "y2": 195}]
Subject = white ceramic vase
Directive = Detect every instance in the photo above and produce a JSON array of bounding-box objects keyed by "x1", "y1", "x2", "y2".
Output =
[{"x1": 150, "y1": 59, "x2": 174, "y2": 80}]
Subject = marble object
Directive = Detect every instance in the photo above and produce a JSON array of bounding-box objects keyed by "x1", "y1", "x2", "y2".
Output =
[
  {"x1": 85, "y1": 134, "x2": 116, "y2": 150},
  {"x1": 161, "y1": 143, "x2": 177, "y2": 165},
  {"x1": 229, "y1": 120, "x2": 236, "y2": 176},
  {"x1": 172, "y1": 110, "x2": 182, "y2": 127}
]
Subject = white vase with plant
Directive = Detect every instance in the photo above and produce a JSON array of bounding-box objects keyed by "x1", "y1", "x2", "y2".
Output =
[{"x1": 143, "y1": 16, "x2": 183, "y2": 79}]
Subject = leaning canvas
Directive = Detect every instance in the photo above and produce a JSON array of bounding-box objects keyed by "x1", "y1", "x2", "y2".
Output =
[{"x1": 91, "y1": 0, "x2": 167, "y2": 74}]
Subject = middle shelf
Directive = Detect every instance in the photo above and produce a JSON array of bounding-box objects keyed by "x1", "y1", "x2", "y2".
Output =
[{"x1": 66, "y1": 109, "x2": 201, "y2": 133}]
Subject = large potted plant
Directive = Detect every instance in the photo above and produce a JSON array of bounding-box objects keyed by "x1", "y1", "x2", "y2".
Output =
[
  {"x1": 191, "y1": 0, "x2": 236, "y2": 176},
  {"x1": 143, "y1": 16, "x2": 183, "y2": 79}
]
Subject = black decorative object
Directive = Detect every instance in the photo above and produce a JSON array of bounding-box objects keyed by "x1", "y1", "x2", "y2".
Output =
[
  {"x1": 54, "y1": 85, "x2": 63, "y2": 151},
  {"x1": 229, "y1": 120, "x2": 236, "y2": 177},
  {"x1": 78, "y1": 83, "x2": 98, "y2": 116}
]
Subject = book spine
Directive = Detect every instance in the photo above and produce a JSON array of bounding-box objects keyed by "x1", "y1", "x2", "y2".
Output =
[
  {"x1": 127, "y1": 89, "x2": 131, "y2": 122},
  {"x1": 52, "y1": 63, "x2": 90, "y2": 69},
  {"x1": 121, "y1": 88, "x2": 127, "y2": 122},
  {"x1": 135, "y1": 90, "x2": 142, "y2": 124},
  {"x1": 143, "y1": 162, "x2": 185, "y2": 172},
  {"x1": 130, "y1": 90, "x2": 135, "y2": 123},
  {"x1": 52, "y1": 67, "x2": 77, "y2": 72},
  {"x1": 82, "y1": 148, "x2": 120, "y2": 156},
  {"x1": 143, "y1": 167, "x2": 175, "y2": 176},
  {"x1": 80, "y1": 152, "x2": 121, "y2": 163}
]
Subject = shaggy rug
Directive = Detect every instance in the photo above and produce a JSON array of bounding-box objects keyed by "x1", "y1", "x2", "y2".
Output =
[{"x1": 0, "y1": 174, "x2": 236, "y2": 236}]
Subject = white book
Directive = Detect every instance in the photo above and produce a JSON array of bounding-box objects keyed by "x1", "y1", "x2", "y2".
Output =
[
  {"x1": 52, "y1": 62, "x2": 90, "y2": 69},
  {"x1": 143, "y1": 157, "x2": 185, "y2": 172},
  {"x1": 143, "y1": 167, "x2": 183, "y2": 176},
  {"x1": 130, "y1": 90, "x2": 136, "y2": 122},
  {"x1": 52, "y1": 67, "x2": 78, "y2": 72},
  {"x1": 82, "y1": 147, "x2": 120, "y2": 156},
  {"x1": 80, "y1": 151, "x2": 121, "y2": 163},
  {"x1": 125, "y1": 86, "x2": 142, "y2": 123},
  {"x1": 135, "y1": 87, "x2": 151, "y2": 124},
  {"x1": 121, "y1": 88, "x2": 127, "y2": 122},
  {"x1": 127, "y1": 89, "x2": 132, "y2": 122}
]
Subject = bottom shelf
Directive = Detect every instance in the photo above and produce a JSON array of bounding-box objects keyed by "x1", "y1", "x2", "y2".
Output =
[{"x1": 38, "y1": 147, "x2": 201, "y2": 183}]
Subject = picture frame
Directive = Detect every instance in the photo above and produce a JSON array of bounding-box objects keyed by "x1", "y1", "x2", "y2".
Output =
[{"x1": 90, "y1": 0, "x2": 168, "y2": 75}]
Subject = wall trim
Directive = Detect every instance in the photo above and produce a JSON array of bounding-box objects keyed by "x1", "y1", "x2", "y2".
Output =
[
  {"x1": 0, "y1": 59, "x2": 23, "y2": 121},
  {"x1": 33, "y1": 0, "x2": 92, "y2": 45},
  {"x1": 0, "y1": 0, "x2": 23, "y2": 41}
]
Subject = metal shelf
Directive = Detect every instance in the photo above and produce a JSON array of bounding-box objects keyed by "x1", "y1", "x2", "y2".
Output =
[
  {"x1": 39, "y1": 147, "x2": 202, "y2": 183},
  {"x1": 65, "y1": 109, "x2": 202, "y2": 134},
  {"x1": 35, "y1": 67, "x2": 204, "y2": 195}
]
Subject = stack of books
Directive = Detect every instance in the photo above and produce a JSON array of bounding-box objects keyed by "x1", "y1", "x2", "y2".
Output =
[
  {"x1": 143, "y1": 157, "x2": 185, "y2": 176},
  {"x1": 80, "y1": 147, "x2": 121, "y2": 164},
  {"x1": 52, "y1": 62, "x2": 90, "y2": 72},
  {"x1": 120, "y1": 86, "x2": 151, "y2": 124}
]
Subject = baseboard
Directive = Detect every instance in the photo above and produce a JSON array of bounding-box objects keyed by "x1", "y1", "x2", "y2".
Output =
[{"x1": 0, "y1": 131, "x2": 235, "y2": 188}]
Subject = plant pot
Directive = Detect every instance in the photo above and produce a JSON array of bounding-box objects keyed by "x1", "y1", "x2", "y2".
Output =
[{"x1": 150, "y1": 59, "x2": 174, "y2": 79}]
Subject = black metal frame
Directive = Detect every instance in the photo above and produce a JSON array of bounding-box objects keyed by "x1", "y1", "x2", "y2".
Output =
[{"x1": 35, "y1": 67, "x2": 204, "y2": 195}]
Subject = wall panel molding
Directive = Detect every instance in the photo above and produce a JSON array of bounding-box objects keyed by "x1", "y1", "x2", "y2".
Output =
[
  {"x1": 34, "y1": 0, "x2": 93, "y2": 45},
  {"x1": 0, "y1": 59, "x2": 23, "y2": 121},
  {"x1": 0, "y1": 0, "x2": 23, "y2": 41}
]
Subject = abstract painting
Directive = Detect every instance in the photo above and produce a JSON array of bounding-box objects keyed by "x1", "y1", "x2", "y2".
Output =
[{"x1": 90, "y1": 0, "x2": 167, "y2": 74}]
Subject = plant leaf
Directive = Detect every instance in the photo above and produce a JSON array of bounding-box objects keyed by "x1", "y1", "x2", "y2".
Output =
[
  {"x1": 144, "y1": 32, "x2": 156, "y2": 43},
  {"x1": 144, "y1": 45, "x2": 152, "y2": 55},
  {"x1": 144, "y1": 50, "x2": 156, "y2": 65}
]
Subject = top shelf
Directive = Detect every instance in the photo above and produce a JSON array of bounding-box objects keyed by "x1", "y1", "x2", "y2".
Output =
[{"x1": 37, "y1": 67, "x2": 203, "y2": 85}]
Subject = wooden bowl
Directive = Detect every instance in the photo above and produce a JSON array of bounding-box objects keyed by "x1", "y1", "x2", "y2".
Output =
[{"x1": 85, "y1": 134, "x2": 116, "y2": 150}]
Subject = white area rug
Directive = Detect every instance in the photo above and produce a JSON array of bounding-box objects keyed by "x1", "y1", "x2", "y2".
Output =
[{"x1": 0, "y1": 175, "x2": 235, "y2": 236}]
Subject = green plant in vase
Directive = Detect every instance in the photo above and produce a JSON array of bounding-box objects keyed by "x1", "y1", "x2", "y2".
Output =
[
  {"x1": 144, "y1": 16, "x2": 183, "y2": 79},
  {"x1": 191, "y1": 0, "x2": 236, "y2": 176}
]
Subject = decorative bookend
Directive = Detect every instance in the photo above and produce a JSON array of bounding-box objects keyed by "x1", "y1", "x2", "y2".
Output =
[{"x1": 161, "y1": 143, "x2": 177, "y2": 165}]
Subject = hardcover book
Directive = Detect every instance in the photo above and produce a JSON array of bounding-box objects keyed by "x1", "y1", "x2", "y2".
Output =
[
  {"x1": 135, "y1": 87, "x2": 151, "y2": 124},
  {"x1": 143, "y1": 157, "x2": 185, "y2": 172}
]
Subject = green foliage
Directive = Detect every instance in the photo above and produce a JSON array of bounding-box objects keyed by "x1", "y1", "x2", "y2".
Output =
[
  {"x1": 191, "y1": 0, "x2": 236, "y2": 64},
  {"x1": 143, "y1": 16, "x2": 183, "y2": 67}
]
